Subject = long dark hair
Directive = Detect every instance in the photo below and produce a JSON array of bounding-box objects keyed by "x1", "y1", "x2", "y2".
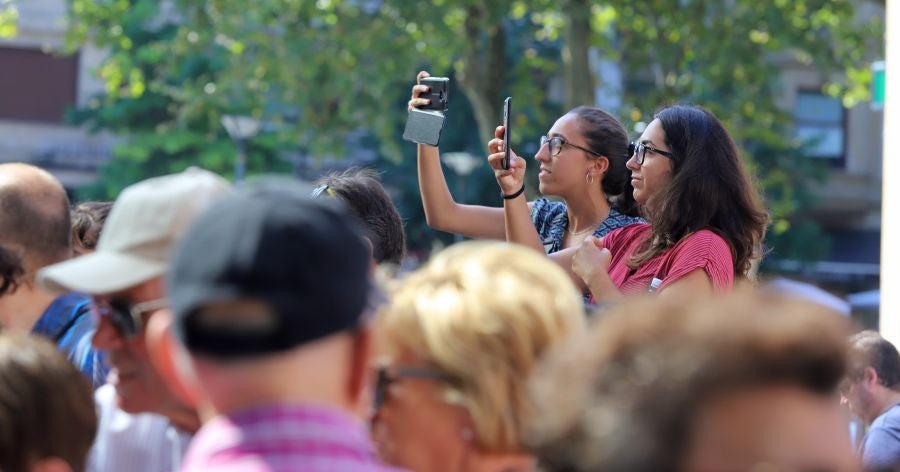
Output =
[
  {"x1": 629, "y1": 105, "x2": 768, "y2": 276},
  {"x1": 571, "y1": 107, "x2": 639, "y2": 217}
]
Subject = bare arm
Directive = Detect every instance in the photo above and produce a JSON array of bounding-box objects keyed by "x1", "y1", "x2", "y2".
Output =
[
  {"x1": 656, "y1": 269, "x2": 713, "y2": 301},
  {"x1": 416, "y1": 143, "x2": 510, "y2": 239},
  {"x1": 411, "y1": 71, "x2": 511, "y2": 240}
]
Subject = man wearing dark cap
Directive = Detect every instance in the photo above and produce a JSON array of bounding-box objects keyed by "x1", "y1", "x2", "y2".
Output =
[{"x1": 169, "y1": 179, "x2": 402, "y2": 472}]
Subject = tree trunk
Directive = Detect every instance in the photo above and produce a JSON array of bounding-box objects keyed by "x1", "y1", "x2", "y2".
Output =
[
  {"x1": 562, "y1": 0, "x2": 595, "y2": 109},
  {"x1": 455, "y1": 4, "x2": 507, "y2": 147}
]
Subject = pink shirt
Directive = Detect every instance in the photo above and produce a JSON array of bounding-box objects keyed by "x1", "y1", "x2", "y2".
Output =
[
  {"x1": 601, "y1": 223, "x2": 734, "y2": 295},
  {"x1": 181, "y1": 404, "x2": 405, "y2": 472}
]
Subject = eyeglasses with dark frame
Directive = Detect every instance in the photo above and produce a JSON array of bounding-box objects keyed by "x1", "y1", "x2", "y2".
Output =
[
  {"x1": 92, "y1": 298, "x2": 168, "y2": 339},
  {"x1": 628, "y1": 141, "x2": 675, "y2": 165},
  {"x1": 372, "y1": 364, "x2": 456, "y2": 412},
  {"x1": 539, "y1": 135, "x2": 601, "y2": 158}
]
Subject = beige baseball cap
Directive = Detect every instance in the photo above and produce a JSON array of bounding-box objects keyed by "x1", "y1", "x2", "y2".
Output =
[{"x1": 39, "y1": 167, "x2": 232, "y2": 295}]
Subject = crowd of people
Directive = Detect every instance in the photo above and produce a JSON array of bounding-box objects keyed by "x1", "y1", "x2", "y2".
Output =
[{"x1": 0, "y1": 73, "x2": 892, "y2": 472}]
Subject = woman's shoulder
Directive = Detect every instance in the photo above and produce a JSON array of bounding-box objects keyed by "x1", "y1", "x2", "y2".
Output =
[
  {"x1": 673, "y1": 229, "x2": 733, "y2": 262},
  {"x1": 531, "y1": 197, "x2": 565, "y2": 213},
  {"x1": 679, "y1": 229, "x2": 729, "y2": 247},
  {"x1": 601, "y1": 222, "x2": 651, "y2": 249},
  {"x1": 605, "y1": 208, "x2": 645, "y2": 227},
  {"x1": 531, "y1": 198, "x2": 567, "y2": 221}
]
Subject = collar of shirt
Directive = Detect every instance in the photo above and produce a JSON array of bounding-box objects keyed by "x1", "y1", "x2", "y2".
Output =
[
  {"x1": 183, "y1": 403, "x2": 405, "y2": 472},
  {"x1": 31, "y1": 292, "x2": 92, "y2": 341}
]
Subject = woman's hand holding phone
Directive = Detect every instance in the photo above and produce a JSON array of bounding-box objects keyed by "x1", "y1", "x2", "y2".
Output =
[
  {"x1": 487, "y1": 125, "x2": 526, "y2": 196},
  {"x1": 409, "y1": 70, "x2": 432, "y2": 110}
]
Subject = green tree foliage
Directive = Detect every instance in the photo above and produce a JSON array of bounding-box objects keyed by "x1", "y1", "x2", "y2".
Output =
[
  {"x1": 606, "y1": 0, "x2": 882, "y2": 263},
  {"x1": 66, "y1": 0, "x2": 882, "y2": 259},
  {"x1": 0, "y1": 0, "x2": 17, "y2": 38}
]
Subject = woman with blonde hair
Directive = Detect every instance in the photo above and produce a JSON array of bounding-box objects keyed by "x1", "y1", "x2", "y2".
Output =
[{"x1": 371, "y1": 241, "x2": 585, "y2": 472}]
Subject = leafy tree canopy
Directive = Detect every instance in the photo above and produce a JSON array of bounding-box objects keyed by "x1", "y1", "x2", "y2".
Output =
[{"x1": 64, "y1": 0, "x2": 882, "y2": 258}]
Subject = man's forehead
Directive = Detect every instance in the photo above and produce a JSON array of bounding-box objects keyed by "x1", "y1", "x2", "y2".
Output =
[{"x1": 92, "y1": 276, "x2": 165, "y2": 302}]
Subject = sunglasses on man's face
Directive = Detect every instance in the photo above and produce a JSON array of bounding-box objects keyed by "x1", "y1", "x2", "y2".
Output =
[
  {"x1": 92, "y1": 298, "x2": 168, "y2": 339},
  {"x1": 372, "y1": 364, "x2": 455, "y2": 412}
]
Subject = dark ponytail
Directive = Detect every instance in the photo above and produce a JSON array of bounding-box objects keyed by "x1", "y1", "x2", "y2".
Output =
[{"x1": 571, "y1": 107, "x2": 639, "y2": 217}]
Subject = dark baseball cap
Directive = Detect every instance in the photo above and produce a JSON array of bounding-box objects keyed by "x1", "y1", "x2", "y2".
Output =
[{"x1": 168, "y1": 178, "x2": 372, "y2": 359}]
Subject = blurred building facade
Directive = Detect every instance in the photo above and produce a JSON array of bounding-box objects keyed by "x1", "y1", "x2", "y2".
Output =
[
  {"x1": 772, "y1": 0, "x2": 884, "y2": 294},
  {"x1": 0, "y1": 0, "x2": 113, "y2": 190}
]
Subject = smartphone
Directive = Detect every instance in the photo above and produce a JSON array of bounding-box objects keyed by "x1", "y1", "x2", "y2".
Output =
[
  {"x1": 419, "y1": 77, "x2": 450, "y2": 111},
  {"x1": 502, "y1": 97, "x2": 512, "y2": 170}
]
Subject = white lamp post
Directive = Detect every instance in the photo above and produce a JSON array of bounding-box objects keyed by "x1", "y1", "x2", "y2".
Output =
[{"x1": 220, "y1": 115, "x2": 262, "y2": 184}]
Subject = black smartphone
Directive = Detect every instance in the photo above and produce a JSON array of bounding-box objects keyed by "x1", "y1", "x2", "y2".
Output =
[
  {"x1": 419, "y1": 77, "x2": 450, "y2": 111},
  {"x1": 502, "y1": 97, "x2": 512, "y2": 170}
]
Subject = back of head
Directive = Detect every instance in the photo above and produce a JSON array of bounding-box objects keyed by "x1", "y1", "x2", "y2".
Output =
[
  {"x1": 313, "y1": 168, "x2": 406, "y2": 265},
  {"x1": 570, "y1": 107, "x2": 638, "y2": 217},
  {"x1": 0, "y1": 163, "x2": 71, "y2": 274},
  {"x1": 379, "y1": 241, "x2": 585, "y2": 451},
  {"x1": 848, "y1": 330, "x2": 900, "y2": 389},
  {"x1": 528, "y1": 292, "x2": 849, "y2": 471},
  {"x1": 71, "y1": 201, "x2": 114, "y2": 254},
  {"x1": 170, "y1": 177, "x2": 371, "y2": 361},
  {"x1": 651, "y1": 105, "x2": 768, "y2": 275},
  {"x1": 0, "y1": 334, "x2": 97, "y2": 472}
]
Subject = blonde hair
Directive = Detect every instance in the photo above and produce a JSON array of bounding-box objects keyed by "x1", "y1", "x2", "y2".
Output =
[{"x1": 379, "y1": 241, "x2": 585, "y2": 451}]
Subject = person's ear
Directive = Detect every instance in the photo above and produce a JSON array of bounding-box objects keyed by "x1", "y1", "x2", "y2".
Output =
[
  {"x1": 145, "y1": 309, "x2": 202, "y2": 408},
  {"x1": 591, "y1": 156, "x2": 610, "y2": 178},
  {"x1": 347, "y1": 323, "x2": 374, "y2": 406},
  {"x1": 361, "y1": 235, "x2": 376, "y2": 273},
  {"x1": 30, "y1": 457, "x2": 73, "y2": 472},
  {"x1": 864, "y1": 366, "x2": 880, "y2": 387}
]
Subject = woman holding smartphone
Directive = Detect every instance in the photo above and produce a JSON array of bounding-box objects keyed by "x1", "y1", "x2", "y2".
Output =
[
  {"x1": 496, "y1": 105, "x2": 768, "y2": 302},
  {"x1": 411, "y1": 71, "x2": 642, "y2": 257}
]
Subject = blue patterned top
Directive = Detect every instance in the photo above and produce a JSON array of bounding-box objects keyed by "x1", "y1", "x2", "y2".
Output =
[
  {"x1": 530, "y1": 198, "x2": 645, "y2": 254},
  {"x1": 31, "y1": 292, "x2": 108, "y2": 388}
]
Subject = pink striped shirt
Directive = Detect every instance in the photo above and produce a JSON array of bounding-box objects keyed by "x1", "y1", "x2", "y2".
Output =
[
  {"x1": 181, "y1": 404, "x2": 405, "y2": 472},
  {"x1": 601, "y1": 223, "x2": 734, "y2": 295}
]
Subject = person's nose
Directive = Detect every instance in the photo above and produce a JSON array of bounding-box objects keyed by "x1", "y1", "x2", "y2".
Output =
[
  {"x1": 626, "y1": 152, "x2": 640, "y2": 171},
  {"x1": 535, "y1": 141, "x2": 551, "y2": 163},
  {"x1": 92, "y1": 315, "x2": 125, "y2": 351}
]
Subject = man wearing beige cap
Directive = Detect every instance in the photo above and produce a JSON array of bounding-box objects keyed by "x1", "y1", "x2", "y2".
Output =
[{"x1": 39, "y1": 167, "x2": 230, "y2": 472}]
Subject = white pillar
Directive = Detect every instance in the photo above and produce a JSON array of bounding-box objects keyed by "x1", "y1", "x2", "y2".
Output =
[{"x1": 881, "y1": 0, "x2": 900, "y2": 344}]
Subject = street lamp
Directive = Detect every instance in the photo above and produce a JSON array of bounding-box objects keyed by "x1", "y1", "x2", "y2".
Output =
[
  {"x1": 442, "y1": 151, "x2": 481, "y2": 198},
  {"x1": 220, "y1": 115, "x2": 262, "y2": 184}
]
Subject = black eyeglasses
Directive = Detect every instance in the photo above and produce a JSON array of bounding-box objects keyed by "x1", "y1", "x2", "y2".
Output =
[
  {"x1": 628, "y1": 141, "x2": 675, "y2": 165},
  {"x1": 92, "y1": 298, "x2": 168, "y2": 338},
  {"x1": 372, "y1": 364, "x2": 455, "y2": 411},
  {"x1": 540, "y1": 135, "x2": 601, "y2": 158}
]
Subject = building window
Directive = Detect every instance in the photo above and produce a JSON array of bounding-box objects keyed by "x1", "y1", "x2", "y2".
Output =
[
  {"x1": 793, "y1": 90, "x2": 845, "y2": 165},
  {"x1": 0, "y1": 47, "x2": 79, "y2": 124}
]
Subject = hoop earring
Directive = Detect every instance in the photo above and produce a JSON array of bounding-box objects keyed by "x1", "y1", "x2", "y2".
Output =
[{"x1": 585, "y1": 173, "x2": 595, "y2": 185}]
